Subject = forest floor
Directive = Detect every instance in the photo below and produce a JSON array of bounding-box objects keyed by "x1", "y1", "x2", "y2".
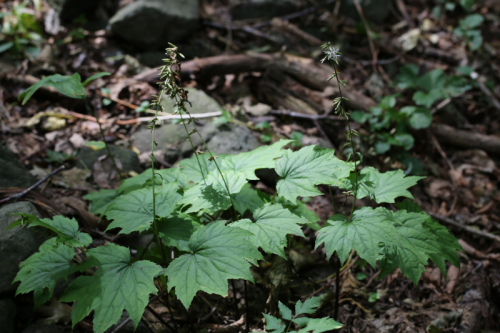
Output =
[{"x1": 1, "y1": 0, "x2": 500, "y2": 332}]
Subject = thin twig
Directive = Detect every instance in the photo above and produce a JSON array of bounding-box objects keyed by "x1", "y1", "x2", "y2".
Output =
[
  {"x1": 308, "y1": 257, "x2": 358, "y2": 297},
  {"x1": 111, "y1": 289, "x2": 169, "y2": 333},
  {"x1": 352, "y1": 0, "x2": 378, "y2": 72},
  {"x1": 429, "y1": 213, "x2": 500, "y2": 243},
  {"x1": 0, "y1": 165, "x2": 65, "y2": 204},
  {"x1": 146, "y1": 304, "x2": 177, "y2": 332},
  {"x1": 477, "y1": 79, "x2": 500, "y2": 111},
  {"x1": 268, "y1": 109, "x2": 344, "y2": 120}
]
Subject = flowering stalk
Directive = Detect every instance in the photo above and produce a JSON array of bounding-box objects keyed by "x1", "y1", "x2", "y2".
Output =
[{"x1": 321, "y1": 43, "x2": 360, "y2": 222}]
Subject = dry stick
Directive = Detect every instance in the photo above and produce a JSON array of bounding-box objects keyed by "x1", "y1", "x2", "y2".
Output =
[
  {"x1": 0, "y1": 165, "x2": 65, "y2": 204},
  {"x1": 111, "y1": 289, "x2": 169, "y2": 333},
  {"x1": 429, "y1": 213, "x2": 500, "y2": 243},
  {"x1": 146, "y1": 304, "x2": 177, "y2": 332},
  {"x1": 477, "y1": 79, "x2": 500, "y2": 111},
  {"x1": 428, "y1": 129, "x2": 457, "y2": 188},
  {"x1": 268, "y1": 109, "x2": 345, "y2": 121},
  {"x1": 309, "y1": 257, "x2": 358, "y2": 297},
  {"x1": 352, "y1": 0, "x2": 378, "y2": 72}
]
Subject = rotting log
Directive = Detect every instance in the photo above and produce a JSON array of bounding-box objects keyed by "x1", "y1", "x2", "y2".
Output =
[
  {"x1": 134, "y1": 53, "x2": 377, "y2": 112},
  {"x1": 431, "y1": 123, "x2": 500, "y2": 154}
]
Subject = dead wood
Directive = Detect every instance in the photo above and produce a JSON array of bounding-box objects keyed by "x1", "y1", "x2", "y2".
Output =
[
  {"x1": 258, "y1": 68, "x2": 324, "y2": 115},
  {"x1": 134, "y1": 53, "x2": 377, "y2": 112},
  {"x1": 431, "y1": 123, "x2": 500, "y2": 154}
]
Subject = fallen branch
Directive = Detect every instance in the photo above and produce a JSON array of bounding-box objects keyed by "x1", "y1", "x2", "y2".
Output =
[
  {"x1": 134, "y1": 53, "x2": 377, "y2": 112},
  {"x1": 0, "y1": 165, "x2": 65, "y2": 204},
  {"x1": 429, "y1": 213, "x2": 500, "y2": 243},
  {"x1": 268, "y1": 109, "x2": 344, "y2": 120},
  {"x1": 115, "y1": 111, "x2": 222, "y2": 125},
  {"x1": 431, "y1": 123, "x2": 500, "y2": 154}
]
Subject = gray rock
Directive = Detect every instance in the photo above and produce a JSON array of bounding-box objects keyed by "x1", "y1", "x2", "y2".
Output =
[
  {"x1": 206, "y1": 123, "x2": 260, "y2": 155},
  {"x1": 131, "y1": 88, "x2": 222, "y2": 162},
  {"x1": 340, "y1": 0, "x2": 393, "y2": 23},
  {"x1": 77, "y1": 144, "x2": 141, "y2": 173},
  {"x1": 0, "y1": 202, "x2": 46, "y2": 294},
  {"x1": 159, "y1": 87, "x2": 222, "y2": 115},
  {"x1": 21, "y1": 324, "x2": 66, "y2": 333},
  {"x1": 230, "y1": 0, "x2": 300, "y2": 20},
  {"x1": 0, "y1": 145, "x2": 37, "y2": 189},
  {"x1": 105, "y1": 312, "x2": 149, "y2": 333},
  {"x1": 110, "y1": 0, "x2": 199, "y2": 49},
  {"x1": 0, "y1": 298, "x2": 16, "y2": 333}
]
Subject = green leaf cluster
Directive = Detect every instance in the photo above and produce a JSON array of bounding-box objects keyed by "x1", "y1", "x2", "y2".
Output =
[
  {"x1": 263, "y1": 296, "x2": 343, "y2": 333},
  {"x1": 352, "y1": 64, "x2": 472, "y2": 155},
  {"x1": 10, "y1": 53, "x2": 463, "y2": 333}
]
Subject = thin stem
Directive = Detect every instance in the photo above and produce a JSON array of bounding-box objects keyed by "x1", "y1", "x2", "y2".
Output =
[
  {"x1": 334, "y1": 255, "x2": 340, "y2": 320},
  {"x1": 244, "y1": 280, "x2": 249, "y2": 332},
  {"x1": 231, "y1": 279, "x2": 239, "y2": 317},
  {"x1": 331, "y1": 61, "x2": 359, "y2": 221},
  {"x1": 83, "y1": 98, "x2": 123, "y2": 180}
]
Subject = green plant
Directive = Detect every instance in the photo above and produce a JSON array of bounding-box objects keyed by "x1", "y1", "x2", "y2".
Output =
[
  {"x1": 453, "y1": 13, "x2": 484, "y2": 51},
  {"x1": 263, "y1": 297, "x2": 343, "y2": 333},
  {"x1": 0, "y1": 1, "x2": 44, "y2": 57},
  {"x1": 351, "y1": 64, "x2": 472, "y2": 155},
  {"x1": 9, "y1": 44, "x2": 462, "y2": 333},
  {"x1": 18, "y1": 71, "x2": 123, "y2": 179}
]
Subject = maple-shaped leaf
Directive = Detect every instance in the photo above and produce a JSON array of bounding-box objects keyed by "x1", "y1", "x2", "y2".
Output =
[
  {"x1": 377, "y1": 209, "x2": 439, "y2": 284},
  {"x1": 315, "y1": 207, "x2": 399, "y2": 267},
  {"x1": 165, "y1": 221, "x2": 263, "y2": 308},
  {"x1": 298, "y1": 317, "x2": 343, "y2": 333},
  {"x1": 105, "y1": 181, "x2": 182, "y2": 234},
  {"x1": 279, "y1": 301, "x2": 293, "y2": 320},
  {"x1": 396, "y1": 199, "x2": 462, "y2": 275},
  {"x1": 221, "y1": 140, "x2": 292, "y2": 180},
  {"x1": 231, "y1": 203, "x2": 307, "y2": 258},
  {"x1": 14, "y1": 238, "x2": 78, "y2": 307},
  {"x1": 263, "y1": 313, "x2": 286, "y2": 333},
  {"x1": 294, "y1": 297, "x2": 321, "y2": 316},
  {"x1": 275, "y1": 146, "x2": 353, "y2": 203},
  {"x1": 344, "y1": 167, "x2": 424, "y2": 203},
  {"x1": 60, "y1": 244, "x2": 162, "y2": 333},
  {"x1": 30, "y1": 215, "x2": 92, "y2": 247},
  {"x1": 177, "y1": 170, "x2": 246, "y2": 214},
  {"x1": 273, "y1": 196, "x2": 321, "y2": 230},
  {"x1": 118, "y1": 167, "x2": 189, "y2": 194},
  {"x1": 84, "y1": 189, "x2": 119, "y2": 215},
  {"x1": 157, "y1": 212, "x2": 201, "y2": 252},
  {"x1": 232, "y1": 183, "x2": 265, "y2": 215},
  {"x1": 423, "y1": 217, "x2": 462, "y2": 275},
  {"x1": 177, "y1": 154, "x2": 229, "y2": 184}
]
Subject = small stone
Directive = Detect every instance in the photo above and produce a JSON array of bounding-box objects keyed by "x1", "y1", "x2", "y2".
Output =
[
  {"x1": 109, "y1": 0, "x2": 199, "y2": 49},
  {"x1": 0, "y1": 145, "x2": 37, "y2": 189},
  {"x1": 0, "y1": 202, "x2": 46, "y2": 294},
  {"x1": 77, "y1": 144, "x2": 141, "y2": 174}
]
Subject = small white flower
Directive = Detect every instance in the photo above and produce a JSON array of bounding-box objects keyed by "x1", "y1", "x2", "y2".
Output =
[{"x1": 321, "y1": 46, "x2": 340, "y2": 63}]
